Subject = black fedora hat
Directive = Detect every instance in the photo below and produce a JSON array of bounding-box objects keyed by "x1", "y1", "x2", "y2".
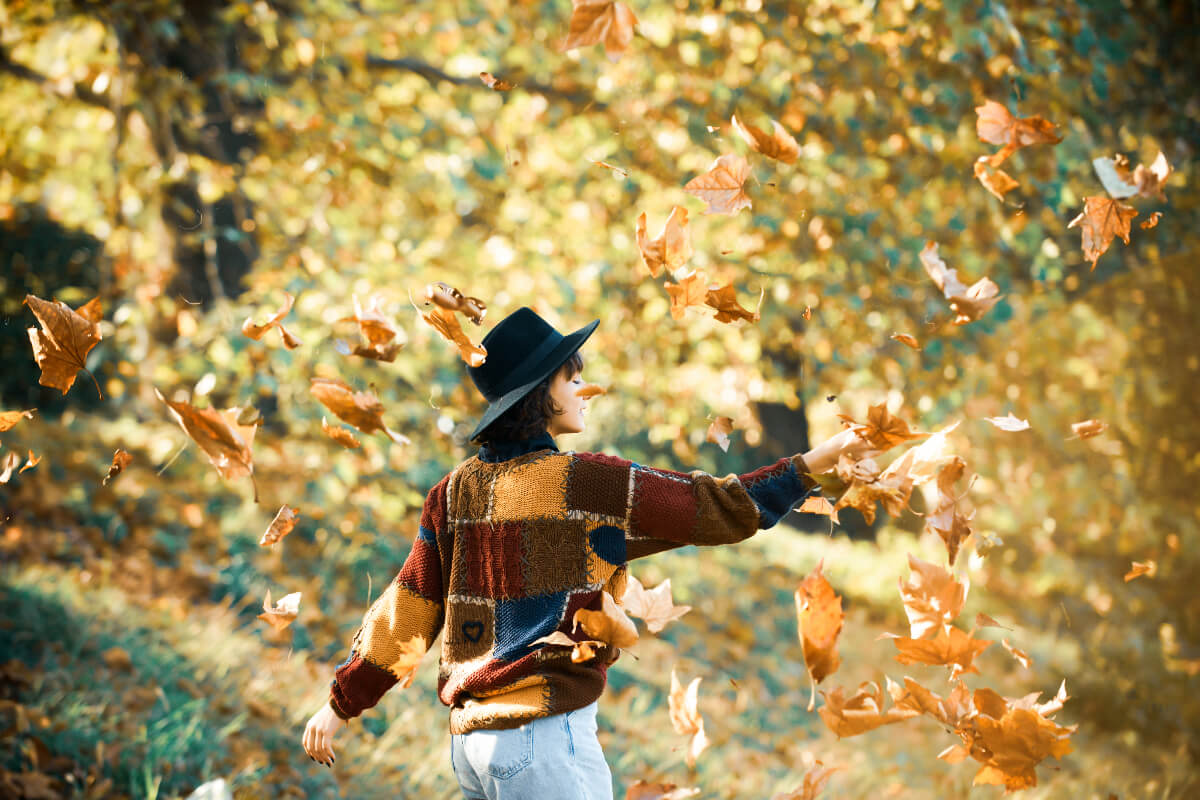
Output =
[{"x1": 467, "y1": 307, "x2": 599, "y2": 441}]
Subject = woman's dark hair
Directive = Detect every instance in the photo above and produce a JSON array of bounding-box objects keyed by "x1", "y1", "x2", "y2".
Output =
[{"x1": 472, "y1": 352, "x2": 584, "y2": 445}]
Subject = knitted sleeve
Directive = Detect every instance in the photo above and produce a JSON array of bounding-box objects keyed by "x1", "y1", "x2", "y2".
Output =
[
  {"x1": 567, "y1": 452, "x2": 817, "y2": 560},
  {"x1": 328, "y1": 477, "x2": 448, "y2": 720}
]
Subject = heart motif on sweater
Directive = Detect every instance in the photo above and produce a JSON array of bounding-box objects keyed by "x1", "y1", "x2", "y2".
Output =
[{"x1": 461, "y1": 621, "x2": 484, "y2": 643}]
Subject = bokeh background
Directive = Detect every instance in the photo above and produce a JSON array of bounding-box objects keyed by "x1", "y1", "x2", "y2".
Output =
[{"x1": 1, "y1": 0, "x2": 1197, "y2": 797}]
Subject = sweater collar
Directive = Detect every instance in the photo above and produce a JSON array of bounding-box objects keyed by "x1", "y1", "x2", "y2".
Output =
[{"x1": 477, "y1": 431, "x2": 559, "y2": 463}]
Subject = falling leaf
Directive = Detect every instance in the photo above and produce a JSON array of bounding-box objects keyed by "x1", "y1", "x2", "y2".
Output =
[
  {"x1": 388, "y1": 635, "x2": 428, "y2": 689},
  {"x1": 625, "y1": 780, "x2": 700, "y2": 800},
  {"x1": 1002, "y1": 638, "x2": 1033, "y2": 669},
  {"x1": 838, "y1": 403, "x2": 928, "y2": 450},
  {"x1": 1068, "y1": 197, "x2": 1138, "y2": 270},
  {"x1": 918, "y1": 242, "x2": 1001, "y2": 324},
  {"x1": 531, "y1": 630, "x2": 606, "y2": 663},
  {"x1": 803, "y1": 306, "x2": 812, "y2": 321},
  {"x1": 1132, "y1": 151, "x2": 1172, "y2": 199},
  {"x1": 573, "y1": 591, "x2": 639, "y2": 650},
  {"x1": 24, "y1": 294, "x2": 103, "y2": 396},
  {"x1": 259, "y1": 505, "x2": 299, "y2": 547},
  {"x1": 309, "y1": 377, "x2": 410, "y2": 444},
  {"x1": 241, "y1": 292, "x2": 301, "y2": 349},
  {"x1": 886, "y1": 626, "x2": 992, "y2": 678},
  {"x1": 683, "y1": 154, "x2": 752, "y2": 215},
  {"x1": 879, "y1": 421, "x2": 961, "y2": 488},
  {"x1": 1124, "y1": 560, "x2": 1157, "y2": 582},
  {"x1": 257, "y1": 589, "x2": 301, "y2": 631},
  {"x1": 479, "y1": 71, "x2": 515, "y2": 91},
  {"x1": 925, "y1": 456, "x2": 974, "y2": 565},
  {"x1": 102, "y1": 448, "x2": 133, "y2": 486},
  {"x1": 1091, "y1": 154, "x2": 1139, "y2": 199},
  {"x1": 969, "y1": 706, "x2": 1075, "y2": 791},
  {"x1": 705, "y1": 283, "x2": 763, "y2": 323},
  {"x1": 974, "y1": 100, "x2": 1062, "y2": 166},
  {"x1": 1140, "y1": 212, "x2": 1162, "y2": 230},
  {"x1": 18, "y1": 450, "x2": 40, "y2": 473},
  {"x1": 798, "y1": 495, "x2": 840, "y2": 524},
  {"x1": 668, "y1": 668, "x2": 709, "y2": 767},
  {"x1": 731, "y1": 114, "x2": 800, "y2": 164},
  {"x1": 705, "y1": 416, "x2": 734, "y2": 452},
  {"x1": 795, "y1": 561, "x2": 844, "y2": 699},
  {"x1": 576, "y1": 383, "x2": 607, "y2": 399},
  {"x1": 769, "y1": 763, "x2": 841, "y2": 800},
  {"x1": 620, "y1": 574, "x2": 691, "y2": 633},
  {"x1": 1070, "y1": 419, "x2": 1107, "y2": 439},
  {"x1": 0, "y1": 451, "x2": 21, "y2": 484},
  {"x1": 420, "y1": 305, "x2": 487, "y2": 367},
  {"x1": 973, "y1": 156, "x2": 1020, "y2": 201},
  {"x1": 0, "y1": 409, "x2": 34, "y2": 432},
  {"x1": 891, "y1": 333, "x2": 921, "y2": 350},
  {"x1": 664, "y1": 270, "x2": 710, "y2": 320},
  {"x1": 984, "y1": 413, "x2": 1030, "y2": 432},
  {"x1": 818, "y1": 679, "x2": 919, "y2": 738},
  {"x1": 889, "y1": 676, "x2": 975, "y2": 729},
  {"x1": 975, "y1": 613, "x2": 1010, "y2": 630},
  {"x1": 337, "y1": 295, "x2": 405, "y2": 361},
  {"x1": 636, "y1": 206, "x2": 692, "y2": 277},
  {"x1": 321, "y1": 417, "x2": 362, "y2": 449},
  {"x1": 588, "y1": 158, "x2": 630, "y2": 177},
  {"x1": 424, "y1": 282, "x2": 487, "y2": 325},
  {"x1": 899, "y1": 554, "x2": 968, "y2": 639},
  {"x1": 562, "y1": 0, "x2": 638, "y2": 62},
  {"x1": 156, "y1": 389, "x2": 257, "y2": 498}
]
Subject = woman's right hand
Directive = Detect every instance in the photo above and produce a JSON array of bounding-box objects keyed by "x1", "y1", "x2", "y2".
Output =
[{"x1": 801, "y1": 428, "x2": 879, "y2": 474}]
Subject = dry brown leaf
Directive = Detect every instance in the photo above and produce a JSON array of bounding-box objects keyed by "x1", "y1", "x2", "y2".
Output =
[
  {"x1": 620, "y1": 574, "x2": 691, "y2": 633},
  {"x1": 1070, "y1": 419, "x2": 1107, "y2": 439},
  {"x1": 818, "y1": 679, "x2": 919, "y2": 738},
  {"x1": 1132, "y1": 151, "x2": 1172, "y2": 199},
  {"x1": 424, "y1": 282, "x2": 487, "y2": 325},
  {"x1": 1097, "y1": 151, "x2": 1173, "y2": 200},
  {"x1": 705, "y1": 283, "x2": 763, "y2": 323},
  {"x1": 1140, "y1": 211, "x2": 1162, "y2": 230},
  {"x1": 899, "y1": 554, "x2": 968, "y2": 639},
  {"x1": 984, "y1": 412, "x2": 1030, "y2": 432},
  {"x1": 664, "y1": 270, "x2": 709, "y2": 320},
  {"x1": 625, "y1": 780, "x2": 700, "y2": 800},
  {"x1": 259, "y1": 504, "x2": 299, "y2": 547},
  {"x1": 886, "y1": 626, "x2": 992, "y2": 678},
  {"x1": 705, "y1": 416, "x2": 734, "y2": 452},
  {"x1": 668, "y1": 668, "x2": 709, "y2": 767},
  {"x1": 925, "y1": 456, "x2": 974, "y2": 565},
  {"x1": 575, "y1": 383, "x2": 607, "y2": 399},
  {"x1": 0, "y1": 409, "x2": 35, "y2": 432},
  {"x1": 973, "y1": 156, "x2": 1020, "y2": 201},
  {"x1": 890, "y1": 332, "x2": 921, "y2": 350},
  {"x1": 636, "y1": 206, "x2": 692, "y2": 278},
  {"x1": 18, "y1": 450, "x2": 39, "y2": 474},
  {"x1": 838, "y1": 403, "x2": 928, "y2": 450},
  {"x1": 310, "y1": 377, "x2": 409, "y2": 444},
  {"x1": 969, "y1": 706, "x2": 1075, "y2": 791},
  {"x1": 102, "y1": 448, "x2": 133, "y2": 486},
  {"x1": 0, "y1": 451, "x2": 21, "y2": 484},
  {"x1": 531, "y1": 630, "x2": 606, "y2": 664},
  {"x1": 918, "y1": 242, "x2": 1001, "y2": 324},
  {"x1": 389, "y1": 635, "x2": 428, "y2": 688},
  {"x1": 770, "y1": 763, "x2": 841, "y2": 800},
  {"x1": 832, "y1": 464, "x2": 913, "y2": 526},
  {"x1": 802, "y1": 305, "x2": 812, "y2": 321},
  {"x1": 731, "y1": 114, "x2": 800, "y2": 164},
  {"x1": 889, "y1": 676, "x2": 975, "y2": 729},
  {"x1": 421, "y1": 305, "x2": 487, "y2": 367},
  {"x1": 588, "y1": 158, "x2": 630, "y2": 177},
  {"x1": 573, "y1": 590, "x2": 639, "y2": 650},
  {"x1": 24, "y1": 294, "x2": 103, "y2": 396},
  {"x1": 795, "y1": 561, "x2": 844, "y2": 691},
  {"x1": 683, "y1": 154, "x2": 752, "y2": 215},
  {"x1": 798, "y1": 495, "x2": 840, "y2": 524},
  {"x1": 257, "y1": 589, "x2": 301, "y2": 632},
  {"x1": 337, "y1": 295, "x2": 404, "y2": 361},
  {"x1": 1068, "y1": 196, "x2": 1138, "y2": 270},
  {"x1": 156, "y1": 389, "x2": 258, "y2": 498},
  {"x1": 1124, "y1": 560, "x2": 1157, "y2": 582},
  {"x1": 879, "y1": 421, "x2": 960, "y2": 488},
  {"x1": 975, "y1": 613, "x2": 1010, "y2": 630},
  {"x1": 479, "y1": 71, "x2": 515, "y2": 91},
  {"x1": 321, "y1": 416, "x2": 362, "y2": 449},
  {"x1": 241, "y1": 292, "x2": 301, "y2": 349},
  {"x1": 562, "y1": 0, "x2": 638, "y2": 62},
  {"x1": 974, "y1": 99, "x2": 1062, "y2": 166},
  {"x1": 1002, "y1": 638, "x2": 1033, "y2": 669}
]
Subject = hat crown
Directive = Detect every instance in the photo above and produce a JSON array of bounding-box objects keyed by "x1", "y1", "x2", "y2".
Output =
[{"x1": 468, "y1": 307, "x2": 564, "y2": 401}]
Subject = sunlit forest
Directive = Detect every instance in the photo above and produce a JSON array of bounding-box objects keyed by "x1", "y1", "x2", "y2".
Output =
[{"x1": 1, "y1": 0, "x2": 1198, "y2": 797}]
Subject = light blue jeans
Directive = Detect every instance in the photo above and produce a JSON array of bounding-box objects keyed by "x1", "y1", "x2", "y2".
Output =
[{"x1": 450, "y1": 701, "x2": 614, "y2": 800}]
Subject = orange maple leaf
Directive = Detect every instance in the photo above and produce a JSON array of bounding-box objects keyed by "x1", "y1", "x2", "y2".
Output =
[
  {"x1": 562, "y1": 0, "x2": 638, "y2": 62},
  {"x1": 24, "y1": 294, "x2": 103, "y2": 397},
  {"x1": 259, "y1": 504, "x2": 300, "y2": 547},
  {"x1": 574, "y1": 590, "x2": 639, "y2": 650},
  {"x1": 818, "y1": 678, "x2": 920, "y2": 738},
  {"x1": 619, "y1": 574, "x2": 691, "y2": 633},
  {"x1": 102, "y1": 448, "x2": 133, "y2": 486},
  {"x1": 973, "y1": 156, "x2": 1020, "y2": 202},
  {"x1": 321, "y1": 416, "x2": 362, "y2": 449},
  {"x1": 731, "y1": 114, "x2": 799, "y2": 164},
  {"x1": 974, "y1": 99, "x2": 1062, "y2": 165},
  {"x1": 885, "y1": 626, "x2": 992, "y2": 678},
  {"x1": 1124, "y1": 560, "x2": 1156, "y2": 582},
  {"x1": 1068, "y1": 196, "x2": 1138, "y2": 270},
  {"x1": 337, "y1": 295, "x2": 405, "y2": 362},
  {"x1": 242, "y1": 292, "x2": 302, "y2": 349},
  {"x1": 664, "y1": 270, "x2": 709, "y2": 320},
  {"x1": 705, "y1": 283, "x2": 762, "y2": 323},
  {"x1": 0, "y1": 409, "x2": 35, "y2": 432},
  {"x1": 310, "y1": 377, "x2": 409, "y2": 444},
  {"x1": 899, "y1": 554, "x2": 968, "y2": 639},
  {"x1": 156, "y1": 388, "x2": 258, "y2": 499},
  {"x1": 795, "y1": 561, "x2": 844, "y2": 706},
  {"x1": 919, "y1": 242, "x2": 1001, "y2": 324},
  {"x1": 668, "y1": 668, "x2": 709, "y2": 767},
  {"x1": 683, "y1": 154, "x2": 752, "y2": 215},
  {"x1": 636, "y1": 206, "x2": 692, "y2": 277},
  {"x1": 705, "y1": 416, "x2": 734, "y2": 451},
  {"x1": 257, "y1": 589, "x2": 301, "y2": 632}
]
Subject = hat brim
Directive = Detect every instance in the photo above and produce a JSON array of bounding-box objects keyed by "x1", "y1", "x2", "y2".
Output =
[{"x1": 468, "y1": 318, "x2": 599, "y2": 441}]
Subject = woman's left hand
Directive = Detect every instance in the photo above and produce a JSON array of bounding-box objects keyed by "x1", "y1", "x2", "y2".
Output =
[{"x1": 303, "y1": 701, "x2": 345, "y2": 768}]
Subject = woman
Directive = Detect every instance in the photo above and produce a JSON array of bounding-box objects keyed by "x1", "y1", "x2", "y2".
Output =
[{"x1": 303, "y1": 306, "x2": 875, "y2": 799}]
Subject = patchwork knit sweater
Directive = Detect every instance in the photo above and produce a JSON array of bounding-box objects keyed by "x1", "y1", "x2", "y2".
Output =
[{"x1": 329, "y1": 433, "x2": 817, "y2": 734}]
